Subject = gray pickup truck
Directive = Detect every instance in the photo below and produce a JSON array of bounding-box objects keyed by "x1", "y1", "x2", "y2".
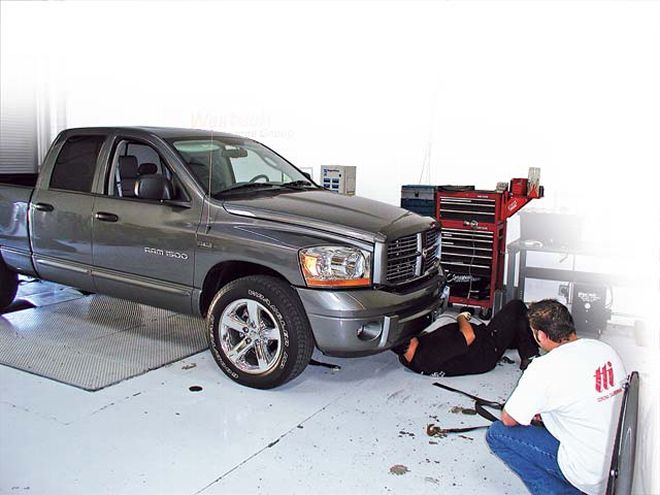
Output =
[{"x1": 0, "y1": 127, "x2": 448, "y2": 388}]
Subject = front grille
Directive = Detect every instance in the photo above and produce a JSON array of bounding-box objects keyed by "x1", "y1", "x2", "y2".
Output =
[
  {"x1": 386, "y1": 233, "x2": 418, "y2": 283},
  {"x1": 423, "y1": 229, "x2": 440, "y2": 272},
  {"x1": 385, "y1": 228, "x2": 440, "y2": 284}
]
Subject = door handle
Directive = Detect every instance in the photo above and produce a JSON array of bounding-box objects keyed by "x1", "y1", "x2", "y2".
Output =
[
  {"x1": 95, "y1": 212, "x2": 119, "y2": 222},
  {"x1": 34, "y1": 202, "x2": 54, "y2": 212}
]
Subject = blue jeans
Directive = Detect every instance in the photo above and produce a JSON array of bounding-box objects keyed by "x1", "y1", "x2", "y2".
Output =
[{"x1": 486, "y1": 420, "x2": 583, "y2": 495}]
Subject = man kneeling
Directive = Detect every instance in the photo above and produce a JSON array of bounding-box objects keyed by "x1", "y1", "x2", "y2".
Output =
[{"x1": 486, "y1": 299, "x2": 626, "y2": 495}]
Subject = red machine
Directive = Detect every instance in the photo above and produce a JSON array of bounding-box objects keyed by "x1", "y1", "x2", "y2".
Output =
[{"x1": 436, "y1": 174, "x2": 542, "y2": 318}]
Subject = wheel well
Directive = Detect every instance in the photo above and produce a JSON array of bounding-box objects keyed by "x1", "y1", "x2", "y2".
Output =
[{"x1": 199, "y1": 261, "x2": 289, "y2": 316}]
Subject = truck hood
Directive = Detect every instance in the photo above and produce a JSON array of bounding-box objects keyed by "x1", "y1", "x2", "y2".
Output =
[{"x1": 222, "y1": 190, "x2": 437, "y2": 243}]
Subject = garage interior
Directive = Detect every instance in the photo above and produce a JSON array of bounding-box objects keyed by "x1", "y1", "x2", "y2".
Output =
[{"x1": 1, "y1": 2, "x2": 658, "y2": 495}]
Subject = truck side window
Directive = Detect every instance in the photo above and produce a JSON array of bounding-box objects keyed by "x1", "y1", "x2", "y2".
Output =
[
  {"x1": 50, "y1": 135, "x2": 105, "y2": 193},
  {"x1": 108, "y1": 139, "x2": 186, "y2": 201}
]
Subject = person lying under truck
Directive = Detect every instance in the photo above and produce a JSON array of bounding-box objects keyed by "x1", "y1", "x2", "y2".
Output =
[
  {"x1": 487, "y1": 299, "x2": 626, "y2": 495},
  {"x1": 396, "y1": 299, "x2": 539, "y2": 375}
]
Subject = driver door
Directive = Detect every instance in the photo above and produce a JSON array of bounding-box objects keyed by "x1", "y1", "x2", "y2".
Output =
[{"x1": 92, "y1": 136, "x2": 202, "y2": 314}]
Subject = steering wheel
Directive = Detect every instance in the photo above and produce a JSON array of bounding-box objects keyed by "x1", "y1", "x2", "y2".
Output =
[{"x1": 248, "y1": 174, "x2": 270, "y2": 183}]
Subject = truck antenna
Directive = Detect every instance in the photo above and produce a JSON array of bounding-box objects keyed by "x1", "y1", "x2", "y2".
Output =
[{"x1": 205, "y1": 129, "x2": 213, "y2": 233}]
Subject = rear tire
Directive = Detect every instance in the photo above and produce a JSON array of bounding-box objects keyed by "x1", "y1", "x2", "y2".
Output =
[
  {"x1": 0, "y1": 258, "x2": 19, "y2": 312},
  {"x1": 207, "y1": 275, "x2": 314, "y2": 389}
]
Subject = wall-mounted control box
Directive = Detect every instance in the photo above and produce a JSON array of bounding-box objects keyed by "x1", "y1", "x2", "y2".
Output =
[{"x1": 320, "y1": 165, "x2": 356, "y2": 195}]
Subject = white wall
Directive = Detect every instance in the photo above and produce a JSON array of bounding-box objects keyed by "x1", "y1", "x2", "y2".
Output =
[{"x1": 2, "y1": 1, "x2": 659, "y2": 492}]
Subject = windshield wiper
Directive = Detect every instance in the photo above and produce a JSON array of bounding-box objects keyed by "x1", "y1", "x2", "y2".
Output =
[
  {"x1": 280, "y1": 180, "x2": 317, "y2": 190},
  {"x1": 215, "y1": 182, "x2": 280, "y2": 195}
]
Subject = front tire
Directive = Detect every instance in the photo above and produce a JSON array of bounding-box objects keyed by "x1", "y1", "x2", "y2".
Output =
[
  {"x1": 0, "y1": 258, "x2": 19, "y2": 312},
  {"x1": 207, "y1": 275, "x2": 314, "y2": 389}
]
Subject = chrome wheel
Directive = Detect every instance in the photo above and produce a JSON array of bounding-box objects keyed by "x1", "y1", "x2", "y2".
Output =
[
  {"x1": 208, "y1": 276, "x2": 315, "y2": 388},
  {"x1": 219, "y1": 298, "x2": 282, "y2": 375}
]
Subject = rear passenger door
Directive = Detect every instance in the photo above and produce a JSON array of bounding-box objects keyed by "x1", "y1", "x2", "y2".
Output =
[
  {"x1": 30, "y1": 133, "x2": 106, "y2": 292},
  {"x1": 91, "y1": 135, "x2": 201, "y2": 314}
]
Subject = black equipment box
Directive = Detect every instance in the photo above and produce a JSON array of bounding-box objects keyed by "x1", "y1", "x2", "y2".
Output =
[
  {"x1": 400, "y1": 185, "x2": 437, "y2": 217},
  {"x1": 572, "y1": 283, "x2": 610, "y2": 336}
]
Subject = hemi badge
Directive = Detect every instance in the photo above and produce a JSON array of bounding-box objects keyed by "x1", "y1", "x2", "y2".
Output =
[{"x1": 197, "y1": 241, "x2": 213, "y2": 249}]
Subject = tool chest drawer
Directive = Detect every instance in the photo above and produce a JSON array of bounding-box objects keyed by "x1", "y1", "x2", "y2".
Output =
[
  {"x1": 440, "y1": 227, "x2": 494, "y2": 279},
  {"x1": 438, "y1": 196, "x2": 497, "y2": 224}
]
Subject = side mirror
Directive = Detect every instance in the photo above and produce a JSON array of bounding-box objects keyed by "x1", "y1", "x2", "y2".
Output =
[
  {"x1": 302, "y1": 172, "x2": 312, "y2": 181},
  {"x1": 135, "y1": 176, "x2": 173, "y2": 201}
]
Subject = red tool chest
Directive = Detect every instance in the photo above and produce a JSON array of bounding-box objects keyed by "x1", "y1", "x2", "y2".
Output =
[{"x1": 436, "y1": 178, "x2": 542, "y2": 318}]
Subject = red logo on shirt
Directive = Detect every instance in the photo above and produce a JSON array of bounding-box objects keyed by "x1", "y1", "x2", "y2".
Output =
[{"x1": 594, "y1": 361, "x2": 614, "y2": 393}]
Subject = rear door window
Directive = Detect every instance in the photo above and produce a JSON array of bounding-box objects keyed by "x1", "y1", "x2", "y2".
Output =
[{"x1": 50, "y1": 135, "x2": 105, "y2": 193}]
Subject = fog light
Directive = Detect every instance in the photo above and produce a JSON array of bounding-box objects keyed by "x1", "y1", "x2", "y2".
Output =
[{"x1": 357, "y1": 321, "x2": 382, "y2": 341}]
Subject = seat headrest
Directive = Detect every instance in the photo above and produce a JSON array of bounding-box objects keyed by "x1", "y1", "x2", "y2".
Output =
[
  {"x1": 138, "y1": 162, "x2": 158, "y2": 176},
  {"x1": 118, "y1": 156, "x2": 139, "y2": 178}
]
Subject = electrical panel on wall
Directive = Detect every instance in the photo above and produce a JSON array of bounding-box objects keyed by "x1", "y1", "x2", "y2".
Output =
[{"x1": 320, "y1": 165, "x2": 356, "y2": 195}]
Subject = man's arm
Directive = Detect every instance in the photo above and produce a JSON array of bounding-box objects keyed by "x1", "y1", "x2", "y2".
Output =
[
  {"x1": 457, "y1": 312, "x2": 475, "y2": 346},
  {"x1": 501, "y1": 408, "x2": 520, "y2": 427},
  {"x1": 502, "y1": 361, "x2": 547, "y2": 427}
]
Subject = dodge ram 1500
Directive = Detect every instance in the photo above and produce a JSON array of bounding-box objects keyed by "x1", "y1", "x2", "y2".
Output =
[{"x1": 0, "y1": 127, "x2": 448, "y2": 388}]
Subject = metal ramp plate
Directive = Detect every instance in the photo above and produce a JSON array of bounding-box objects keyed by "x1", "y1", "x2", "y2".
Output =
[{"x1": 0, "y1": 296, "x2": 207, "y2": 391}]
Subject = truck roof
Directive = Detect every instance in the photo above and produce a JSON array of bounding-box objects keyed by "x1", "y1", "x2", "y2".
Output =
[{"x1": 63, "y1": 126, "x2": 246, "y2": 140}]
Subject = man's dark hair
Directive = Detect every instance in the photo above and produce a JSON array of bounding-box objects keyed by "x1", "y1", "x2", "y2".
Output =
[{"x1": 528, "y1": 299, "x2": 576, "y2": 342}]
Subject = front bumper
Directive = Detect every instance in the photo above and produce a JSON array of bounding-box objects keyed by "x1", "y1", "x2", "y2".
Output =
[{"x1": 296, "y1": 276, "x2": 449, "y2": 357}]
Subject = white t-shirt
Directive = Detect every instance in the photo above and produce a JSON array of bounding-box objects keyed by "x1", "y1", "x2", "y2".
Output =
[{"x1": 505, "y1": 338, "x2": 626, "y2": 495}]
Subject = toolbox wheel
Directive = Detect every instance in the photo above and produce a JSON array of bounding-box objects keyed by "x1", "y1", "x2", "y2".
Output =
[{"x1": 0, "y1": 258, "x2": 19, "y2": 312}]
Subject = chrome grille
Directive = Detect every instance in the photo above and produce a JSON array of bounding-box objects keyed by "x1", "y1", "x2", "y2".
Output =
[
  {"x1": 386, "y1": 233, "x2": 418, "y2": 283},
  {"x1": 385, "y1": 228, "x2": 440, "y2": 284},
  {"x1": 423, "y1": 229, "x2": 440, "y2": 273},
  {"x1": 388, "y1": 234, "x2": 418, "y2": 257}
]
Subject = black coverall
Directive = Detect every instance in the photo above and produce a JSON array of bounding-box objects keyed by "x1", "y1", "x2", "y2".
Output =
[{"x1": 402, "y1": 300, "x2": 539, "y2": 376}]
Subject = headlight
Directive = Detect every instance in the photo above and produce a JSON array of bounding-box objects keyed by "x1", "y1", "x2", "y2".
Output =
[{"x1": 299, "y1": 246, "x2": 371, "y2": 288}]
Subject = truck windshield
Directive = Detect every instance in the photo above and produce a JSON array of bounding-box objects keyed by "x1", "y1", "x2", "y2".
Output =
[{"x1": 168, "y1": 137, "x2": 315, "y2": 197}]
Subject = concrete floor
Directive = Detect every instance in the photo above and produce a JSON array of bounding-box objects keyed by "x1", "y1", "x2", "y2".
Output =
[
  {"x1": 1, "y1": 279, "x2": 653, "y2": 495},
  {"x1": 0, "y1": 347, "x2": 527, "y2": 495},
  {"x1": 0, "y1": 279, "x2": 530, "y2": 494}
]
